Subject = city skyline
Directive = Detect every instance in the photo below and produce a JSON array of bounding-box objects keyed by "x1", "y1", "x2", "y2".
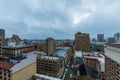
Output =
[{"x1": 0, "y1": 0, "x2": 120, "y2": 39}]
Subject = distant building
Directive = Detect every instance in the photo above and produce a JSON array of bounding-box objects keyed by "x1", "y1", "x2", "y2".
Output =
[
  {"x1": 0, "y1": 37, "x2": 2, "y2": 57},
  {"x1": 114, "y1": 32, "x2": 120, "y2": 42},
  {"x1": 104, "y1": 43, "x2": 120, "y2": 80},
  {"x1": 0, "y1": 29, "x2": 5, "y2": 46},
  {"x1": 2, "y1": 45, "x2": 35, "y2": 58},
  {"x1": 11, "y1": 34, "x2": 21, "y2": 45},
  {"x1": 74, "y1": 32, "x2": 90, "y2": 52},
  {"x1": 0, "y1": 45, "x2": 37, "y2": 80},
  {"x1": 108, "y1": 37, "x2": 115, "y2": 43},
  {"x1": 40, "y1": 37, "x2": 56, "y2": 56},
  {"x1": 97, "y1": 34, "x2": 104, "y2": 42}
]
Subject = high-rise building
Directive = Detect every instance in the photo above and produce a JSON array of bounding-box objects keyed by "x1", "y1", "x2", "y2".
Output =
[
  {"x1": 46, "y1": 38, "x2": 55, "y2": 55},
  {"x1": 97, "y1": 34, "x2": 104, "y2": 42},
  {"x1": 74, "y1": 32, "x2": 90, "y2": 52},
  {"x1": 104, "y1": 43, "x2": 120, "y2": 80},
  {"x1": 40, "y1": 37, "x2": 56, "y2": 56},
  {"x1": 0, "y1": 29, "x2": 5, "y2": 46},
  {"x1": 114, "y1": 32, "x2": 120, "y2": 42},
  {"x1": 0, "y1": 37, "x2": 2, "y2": 57}
]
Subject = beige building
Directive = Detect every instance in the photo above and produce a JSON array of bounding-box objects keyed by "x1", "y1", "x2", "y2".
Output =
[
  {"x1": 74, "y1": 32, "x2": 90, "y2": 52},
  {"x1": 0, "y1": 46, "x2": 37, "y2": 80},
  {"x1": 105, "y1": 44, "x2": 120, "y2": 80},
  {"x1": 37, "y1": 53, "x2": 65, "y2": 78},
  {"x1": 39, "y1": 37, "x2": 56, "y2": 56}
]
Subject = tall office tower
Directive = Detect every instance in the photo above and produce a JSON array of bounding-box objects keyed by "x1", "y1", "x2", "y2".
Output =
[
  {"x1": 46, "y1": 37, "x2": 55, "y2": 55},
  {"x1": 40, "y1": 37, "x2": 55, "y2": 56},
  {"x1": 74, "y1": 32, "x2": 90, "y2": 52},
  {"x1": 104, "y1": 43, "x2": 120, "y2": 80},
  {"x1": 0, "y1": 29, "x2": 5, "y2": 46},
  {"x1": 114, "y1": 32, "x2": 120, "y2": 42},
  {"x1": 97, "y1": 34, "x2": 104, "y2": 42},
  {"x1": 0, "y1": 37, "x2": 2, "y2": 57}
]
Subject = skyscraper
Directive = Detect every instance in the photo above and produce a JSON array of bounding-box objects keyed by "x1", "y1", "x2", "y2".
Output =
[
  {"x1": 0, "y1": 37, "x2": 2, "y2": 57},
  {"x1": 97, "y1": 34, "x2": 104, "y2": 42},
  {"x1": 74, "y1": 32, "x2": 90, "y2": 52},
  {"x1": 114, "y1": 32, "x2": 120, "y2": 42},
  {"x1": 40, "y1": 37, "x2": 56, "y2": 56},
  {"x1": 0, "y1": 29, "x2": 5, "y2": 46}
]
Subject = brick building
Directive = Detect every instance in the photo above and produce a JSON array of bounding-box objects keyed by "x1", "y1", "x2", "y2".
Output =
[
  {"x1": 74, "y1": 32, "x2": 90, "y2": 52},
  {"x1": 105, "y1": 44, "x2": 120, "y2": 80}
]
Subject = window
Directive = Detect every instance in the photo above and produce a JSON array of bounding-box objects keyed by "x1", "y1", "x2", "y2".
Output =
[
  {"x1": 4, "y1": 78, "x2": 6, "y2": 80},
  {"x1": 117, "y1": 64, "x2": 119, "y2": 67},
  {"x1": 8, "y1": 74, "x2": 11, "y2": 77},
  {"x1": 117, "y1": 71, "x2": 119, "y2": 75},
  {"x1": 4, "y1": 73, "x2": 6, "y2": 76}
]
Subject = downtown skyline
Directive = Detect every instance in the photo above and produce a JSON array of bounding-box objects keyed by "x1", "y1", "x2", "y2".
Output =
[{"x1": 0, "y1": 0, "x2": 120, "y2": 39}]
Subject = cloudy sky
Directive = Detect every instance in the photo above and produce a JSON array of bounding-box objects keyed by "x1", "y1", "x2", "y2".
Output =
[{"x1": 0, "y1": 0, "x2": 120, "y2": 39}]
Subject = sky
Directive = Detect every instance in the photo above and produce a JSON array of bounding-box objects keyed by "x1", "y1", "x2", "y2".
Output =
[{"x1": 0, "y1": 0, "x2": 120, "y2": 39}]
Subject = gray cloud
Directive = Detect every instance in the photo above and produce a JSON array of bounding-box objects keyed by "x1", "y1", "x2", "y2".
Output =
[{"x1": 0, "y1": 0, "x2": 120, "y2": 39}]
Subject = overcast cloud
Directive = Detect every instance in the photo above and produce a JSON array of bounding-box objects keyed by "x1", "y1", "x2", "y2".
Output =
[{"x1": 0, "y1": 0, "x2": 120, "y2": 39}]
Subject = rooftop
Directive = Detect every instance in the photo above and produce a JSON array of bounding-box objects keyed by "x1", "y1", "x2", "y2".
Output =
[
  {"x1": 52, "y1": 47, "x2": 69, "y2": 58},
  {"x1": 40, "y1": 56, "x2": 62, "y2": 61},
  {"x1": 74, "y1": 51, "x2": 83, "y2": 57},
  {"x1": 105, "y1": 45, "x2": 120, "y2": 63},
  {"x1": 0, "y1": 51, "x2": 36, "y2": 73},
  {"x1": 34, "y1": 74, "x2": 61, "y2": 80},
  {"x1": 0, "y1": 61, "x2": 15, "y2": 70}
]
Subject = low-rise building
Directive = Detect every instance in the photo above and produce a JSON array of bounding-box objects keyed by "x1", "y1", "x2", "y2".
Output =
[{"x1": 0, "y1": 45, "x2": 37, "y2": 80}]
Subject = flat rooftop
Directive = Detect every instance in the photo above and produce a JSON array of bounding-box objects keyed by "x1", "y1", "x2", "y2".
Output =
[
  {"x1": 40, "y1": 56, "x2": 63, "y2": 61},
  {"x1": 35, "y1": 74, "x2": 61, "y2": 80},
  {"x1": 105, "y1": 45, "x2": 120, "y2": 63},
  {"x1": 0, "y1": 51, "x2": 36, "y2": 74}
]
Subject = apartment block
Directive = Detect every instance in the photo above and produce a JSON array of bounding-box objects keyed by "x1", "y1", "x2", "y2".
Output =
[
  {"x1": 37, "y1": 53, "x2": 64, "y2": 78},
  {"x1": 0, "y1": 29, "x2": 5, "y2": 46},
  {"x1": 74, "y1": 32, "x2": 90, "y2": 52},
  {"x1": 0, "y1": 46, "x2": 37, "y2": 80},
  {"x1": 97, "y1": 34, "x2": 104, "y2": 42},
  {"x1": 105, "y1": 44, "x2": 120, "y2": 80},
  {"x1": 84, "y1": 57, "x2": 100, "y2": 71},
  {"x1": 0, "y1": 37, "x2": 2, "y2": 57},
  {"x1": 2, "y1": 45, "x2": 35, "y2": 58},
  {"x1": 39, "y1": 37, "x2": 56, "y2": 56}
]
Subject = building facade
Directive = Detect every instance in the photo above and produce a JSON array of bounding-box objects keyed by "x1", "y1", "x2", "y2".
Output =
[
  {"x1": 2, "y1": 45, "x2": 35, "y2": 58},
  {"x1": 114, "y1": 32, "x2": 120, "y2": 42},
  {"x1": 37, "y1": 54, "x2": 64, "y2": 78},
  {"x1": 74, "y1": 32, "x2": 90, "y2": 52},
  {"x1": 105, "y1": 45, "x2": 120, "y2": 80},
  {"x1": 0, "y1": 37, "x2": 2, "y2": 57},
  {"x1": 108, "y1": 37, "x2": 115, "y2": 43},
  {"x1": 0, "y1": 29, "x2": 5, "y2": 46},
  {"x1": 97, "y1": 34, "x2": 104, "y2": 42},
  {"x1": 40, "y1": 37, "x2": 56, "y2": 56}
]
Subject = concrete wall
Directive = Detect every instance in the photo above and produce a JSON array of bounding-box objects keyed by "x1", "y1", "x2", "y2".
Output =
[{"x1": 12, "y1": 63, "x2": 36, "y2": 80}]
